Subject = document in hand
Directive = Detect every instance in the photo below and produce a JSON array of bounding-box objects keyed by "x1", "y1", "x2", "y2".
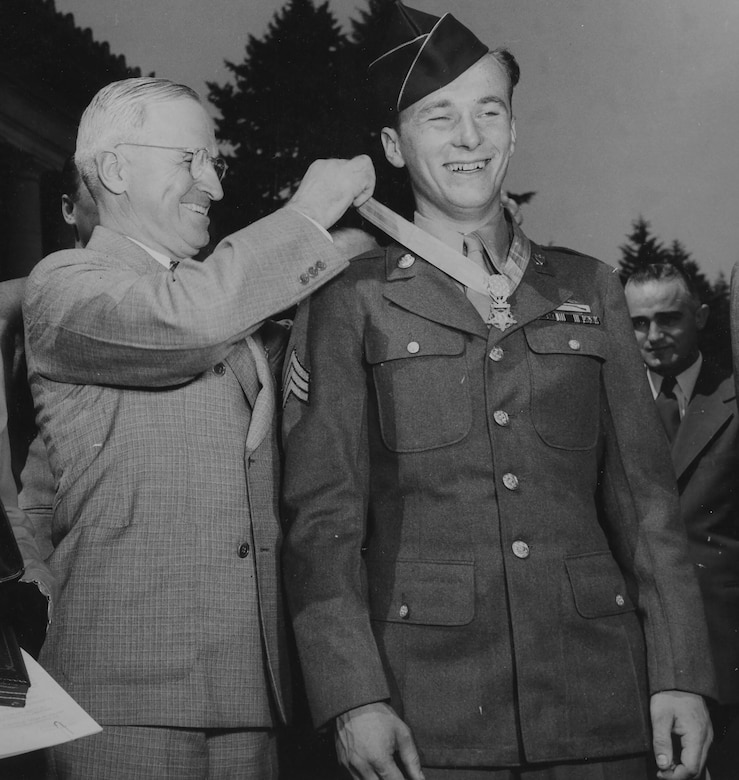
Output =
[{"x1": 0, "y1": 649, "x2": 102, "y2": 759}]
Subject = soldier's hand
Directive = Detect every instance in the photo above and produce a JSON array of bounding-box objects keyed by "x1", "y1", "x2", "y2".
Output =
[
  {"x1": 335, "y1": 701, "x2": 424, "y2": 780},
  {"x1": 650, "y1": 690, "x2": 712, "y2": 779},
  {"x1": 288, "y1": 156, "x2": 375, "y2": 230}
]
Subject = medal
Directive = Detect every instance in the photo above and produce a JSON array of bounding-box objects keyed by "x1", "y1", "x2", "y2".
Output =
[{"x1": 486, "y1": 274, "x2": 516, "y2": 331}]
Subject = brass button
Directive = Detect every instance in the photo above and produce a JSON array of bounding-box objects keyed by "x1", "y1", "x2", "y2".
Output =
[
  {"x1": 397, "y1": 253, "x2": 415, "y2": 269},
  {"x1": 407, "y1": 341, "x2": 420, "y2": 354},
  {"x1": 502, "y1": 473, "x2": 519, "y2": 491},
  {"x1": 493, "y1": 410, "x2": 510, "y2": 426},
  {"x1": 615, "y1": 594, "x2": 625, "y2": 607},
  {"x1": 399, "y1": 603, "x2": 410, "y2": 619},
  {"x1": 568, "y1": 339, "x2": 581, "y2": 351},
  {"x1": 488, "y1": 346, "x2": 504, "y2": 362},
  {"x1": 512, "y1": 540, "x2": 530, "y2": 559}
]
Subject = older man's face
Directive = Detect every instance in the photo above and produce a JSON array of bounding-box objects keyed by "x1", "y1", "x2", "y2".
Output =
[
  {"x1": 380, "y1": 55, "x2": 516, "y2": 228},
  {"x1": 118, "y1": 98, "x2": 223, "y2": 260}
]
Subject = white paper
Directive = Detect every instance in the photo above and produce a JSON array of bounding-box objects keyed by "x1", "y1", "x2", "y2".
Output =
[{"x1": 0, "y1": 650, "x2": 102, "y2": 759}]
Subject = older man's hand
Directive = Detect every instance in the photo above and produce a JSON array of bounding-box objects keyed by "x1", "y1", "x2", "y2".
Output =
[
  {"x1": 651, "y1": 690, "x2": 712, "y2": 779},
  {"x1": 288, "y1": 156, "x2": 375, "y2": 230}
]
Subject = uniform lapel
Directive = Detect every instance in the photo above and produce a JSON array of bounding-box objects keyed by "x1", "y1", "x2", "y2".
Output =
[
  {"x1": 225, "y1": 340, "x2": 260, "y2": 407},
  {"x1": 382, "y1": 245, "x2": 488, "y2": 338},
  {"x1": 672, "y1": 362, "x2": 735, "y2": 480}
]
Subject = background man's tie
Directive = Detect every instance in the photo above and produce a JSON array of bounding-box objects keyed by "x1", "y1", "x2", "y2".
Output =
[{"x1": 655, "y1": 374, "x2": 680, "y2": 442}]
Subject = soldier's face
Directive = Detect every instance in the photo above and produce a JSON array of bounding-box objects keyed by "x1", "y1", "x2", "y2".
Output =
[
  {"x1": 625, "y1": 278, "x2": 708, "y2": 376},
  {"x1": 381, "y1": 55, "x2": 516, "y2": 227}
]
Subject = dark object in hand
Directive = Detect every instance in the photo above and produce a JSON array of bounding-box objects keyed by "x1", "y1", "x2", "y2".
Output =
[{"x1": 0, "y1": 620, "x2": 30, "y2": 707}]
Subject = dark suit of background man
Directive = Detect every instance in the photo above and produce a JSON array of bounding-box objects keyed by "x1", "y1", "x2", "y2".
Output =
[
  {"x1": 625, "y1": 263, "x2": 739, "y2": 780},
  {"x1": 281, "y1": 3, "x2": 715, "y2": 780},
  {"x1": 22, "y1": 76, "x2": 374, "y2": 780}
]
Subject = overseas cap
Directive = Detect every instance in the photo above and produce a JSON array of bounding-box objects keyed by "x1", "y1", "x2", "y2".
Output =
[{"x1": 368, "y1": 1, "x2": 489, "y2": 119}]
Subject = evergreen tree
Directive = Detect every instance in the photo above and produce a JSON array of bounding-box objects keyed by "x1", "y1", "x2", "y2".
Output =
[
  {"x1": 618, "y1": 217, "x2": 667, "y2": 280},
  {"x1": 207, "y1": 0, "x2": 359, "y2": 234}
]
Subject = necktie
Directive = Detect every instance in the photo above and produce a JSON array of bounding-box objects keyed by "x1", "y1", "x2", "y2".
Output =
[
  {"x1": 655, "y1": 375, "x2": 680, "y2": 442},
  {"x1": 463, "y1": 233, "x2": 493, "y2": 322},
  {"x1": 244, "y1": 334, "x2": 275, "y2": 455}
]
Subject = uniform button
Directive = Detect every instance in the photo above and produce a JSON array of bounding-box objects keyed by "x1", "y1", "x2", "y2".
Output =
[
  {"x1": 399, "y1": 603, "x2": 410, "y2": 619},
  {"x1": 493, "y1": 410, "x2": 510, "y2": 426},
  {"x1": 213, "y1": 362, "x2": 226, "y2": 375},
  {"x1": 397, "y1": 253, "x2": 415, "y2": 269},
  {"x1": 488, "y1": 346, "x2": 504, "y2": 362},
  {"x1": 315, "y1": 260, "x2": 326, "y2": 270},
  {"x1": 568, "y1": 339, "x2": 581, "y2": 351},
  {"x1": 238, "y1": 543, "x2": 250, "y2": 558},
  {"x1": 299, "y1": 273, "x2": 310, "y2": 285},
  {"x1": 406, "y1": 341, "x2": 420, "y2": 354},
  {"x1": 512, "y1": 540, "x2": 530, "y2": 559},
  {"x1": 502, "y1": 472, "x2": 519, "y2": 491},
  {"x1": 615, "y1": 594, "x2": 625, "y2": 607}
]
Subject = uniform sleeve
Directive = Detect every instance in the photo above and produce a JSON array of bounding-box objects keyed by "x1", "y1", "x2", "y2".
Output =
[
  {"x1": 24, "y1": 208, "x2": 346, "y2": 387},
  {"x1": 599, "y1": 267, "x2": 717, "y2": 699},
  {"x1": 282, "y1": 274, "x2": 391, "y2": 728}
]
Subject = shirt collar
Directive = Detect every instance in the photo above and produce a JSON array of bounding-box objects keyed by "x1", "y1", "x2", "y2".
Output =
[
  {"x1": 126, "y1": 236, "x2": 172, "y2": 269},
  {"x1": 413, "y1": 209, "x2": 531, "y2": 293},
  {"x1": 647, "y1": 353, "x2": 703, "y2": 402}
]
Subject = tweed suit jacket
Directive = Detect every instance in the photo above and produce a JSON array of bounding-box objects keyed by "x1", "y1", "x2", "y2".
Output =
[
  {"x1": 282, "y1": 239, "x2": 716, "y2": 767},
  {"x1": 670, "y1": 359, "x2": 739, "y2": 704},
  {"x1": 23, "y1": 208, "x2": 346, "y2": 727}
]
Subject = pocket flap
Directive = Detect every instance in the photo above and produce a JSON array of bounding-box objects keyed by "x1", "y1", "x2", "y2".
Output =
[
  {"x1": 525, "y1": 326, "x2": 607, "y2": 360},
  {"x1": 365, "y1": 327, "x2": 465, "y2": 364},
  {"x1": 565, "y1": 552, "x2": 635, "y2": 618},
  {"x1": 369, "y1": 559, "x2": 475, "y2": 626}
]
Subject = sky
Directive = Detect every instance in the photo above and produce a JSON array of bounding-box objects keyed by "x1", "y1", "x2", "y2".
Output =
[{"x1": 54, "y1": 0, "x2": 739, "y2": 281}]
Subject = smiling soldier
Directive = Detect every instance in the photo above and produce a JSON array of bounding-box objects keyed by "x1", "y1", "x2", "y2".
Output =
[{"x1": 281, "y1": 4, "x2": 716, "y2": 780}]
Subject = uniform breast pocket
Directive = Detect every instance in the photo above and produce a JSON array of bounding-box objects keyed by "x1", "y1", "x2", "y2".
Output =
[
  {"x1": 525, "y1": 325, "x2": 607, "y2": 450},
  {"x1": 366, "y1": 328, "x2": 471, "y2": 452}
]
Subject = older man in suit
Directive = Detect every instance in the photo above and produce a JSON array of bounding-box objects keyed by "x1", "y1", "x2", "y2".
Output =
[
  {"x1": 281, "y1": 4, "x2": 714, "y2": 779},
  {"x1": 23, "y1": 77, "x2": 374, "y2": 779},
  {"x1": 625, "y1": 263, "x2": 739, "y2": 779}
]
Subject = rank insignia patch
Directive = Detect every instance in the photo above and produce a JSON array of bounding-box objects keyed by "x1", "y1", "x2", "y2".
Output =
[{"x1": 283, "y1": 349, "x2": 310, "y2": 406}]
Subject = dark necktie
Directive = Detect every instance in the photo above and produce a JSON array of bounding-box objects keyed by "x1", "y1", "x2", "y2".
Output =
[{"x1": 655, "y1": 375, "x2": 680, "y2": 442}]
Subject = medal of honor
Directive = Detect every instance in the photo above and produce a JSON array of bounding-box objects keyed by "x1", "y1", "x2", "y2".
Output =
[{"x1": 486, "y1": 274, "x2": 516, "y2": 331}]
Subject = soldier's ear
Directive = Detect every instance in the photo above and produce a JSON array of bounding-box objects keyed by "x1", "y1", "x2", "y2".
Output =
[
  {"x1": 381, "y1": 127, "x2": 406, "y2": 170},
  {"x1": 96, "y1": 150, "x2": 127, "y2": 195}
]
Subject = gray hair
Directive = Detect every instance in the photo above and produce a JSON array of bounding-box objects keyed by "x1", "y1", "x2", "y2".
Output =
[{"x1": 75, "y1": 77, "x2": 201, "y2": 193}]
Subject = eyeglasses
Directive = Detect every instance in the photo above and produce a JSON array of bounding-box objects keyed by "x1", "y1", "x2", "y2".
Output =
[{"x1": 115, "y1": 143, "x2": 229, "y2": 182}]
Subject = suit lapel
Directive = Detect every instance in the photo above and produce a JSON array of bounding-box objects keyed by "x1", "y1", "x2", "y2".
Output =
[
  {"x1": 225, "y1": 340, "x2": 260, "y2": 407},
  {"x1": 672, "y1": 363, "x2": 736, "y2": 479}
]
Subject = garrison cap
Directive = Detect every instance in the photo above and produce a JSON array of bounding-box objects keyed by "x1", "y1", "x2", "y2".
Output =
[{"x1": 368, "y1": 1, "x2": 489, "y2": 119}]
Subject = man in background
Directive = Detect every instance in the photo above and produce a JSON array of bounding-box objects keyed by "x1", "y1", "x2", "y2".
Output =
[
  {"x1": 625, "y1": 263, "x2": 739, "y2": 779},
  {"x1": 24, "y1": 77, "x2": 374, "y2": 779}
]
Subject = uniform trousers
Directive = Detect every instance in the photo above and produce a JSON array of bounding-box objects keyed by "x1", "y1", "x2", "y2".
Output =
[
  {"x1": 46, "y1": 725, "x2": 277, "y2": 780},
  {"x1": 423, "y1": 754, "x2": 650, "y2": 780}
]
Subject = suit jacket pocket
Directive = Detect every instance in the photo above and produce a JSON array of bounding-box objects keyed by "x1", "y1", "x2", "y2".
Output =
[
  {"x1": 565, "y1": 551, "x2": 635, "y2": 618},
  {"x1": 525, "y1": 325, "x2": 607, "y2": 451},
  {"x1": 366, "y1": 328, "x2": 470, "y2": 453},
  {"x1": 368, "y1": 559, "x2": 475, "y2": 626}
]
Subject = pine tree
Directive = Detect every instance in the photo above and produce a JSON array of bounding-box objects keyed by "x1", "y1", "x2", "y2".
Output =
[
  {"x1": 618, "y1": 217, "x2": 667, "y2": 280},
  {"x1": 207, "y1": 0, "x2": 359, "y2": 233}
]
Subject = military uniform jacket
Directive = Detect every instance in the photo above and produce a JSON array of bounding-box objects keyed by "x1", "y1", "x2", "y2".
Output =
[
  {"x1": 282, "y1": 239, "x2": 716, "y2": 767},
  {"x1": 671, "y1": 360, "x2": 739, "y2": 704},
  {"x1": 23, "y1": 209, "x2": 345, "y2": 728}
]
